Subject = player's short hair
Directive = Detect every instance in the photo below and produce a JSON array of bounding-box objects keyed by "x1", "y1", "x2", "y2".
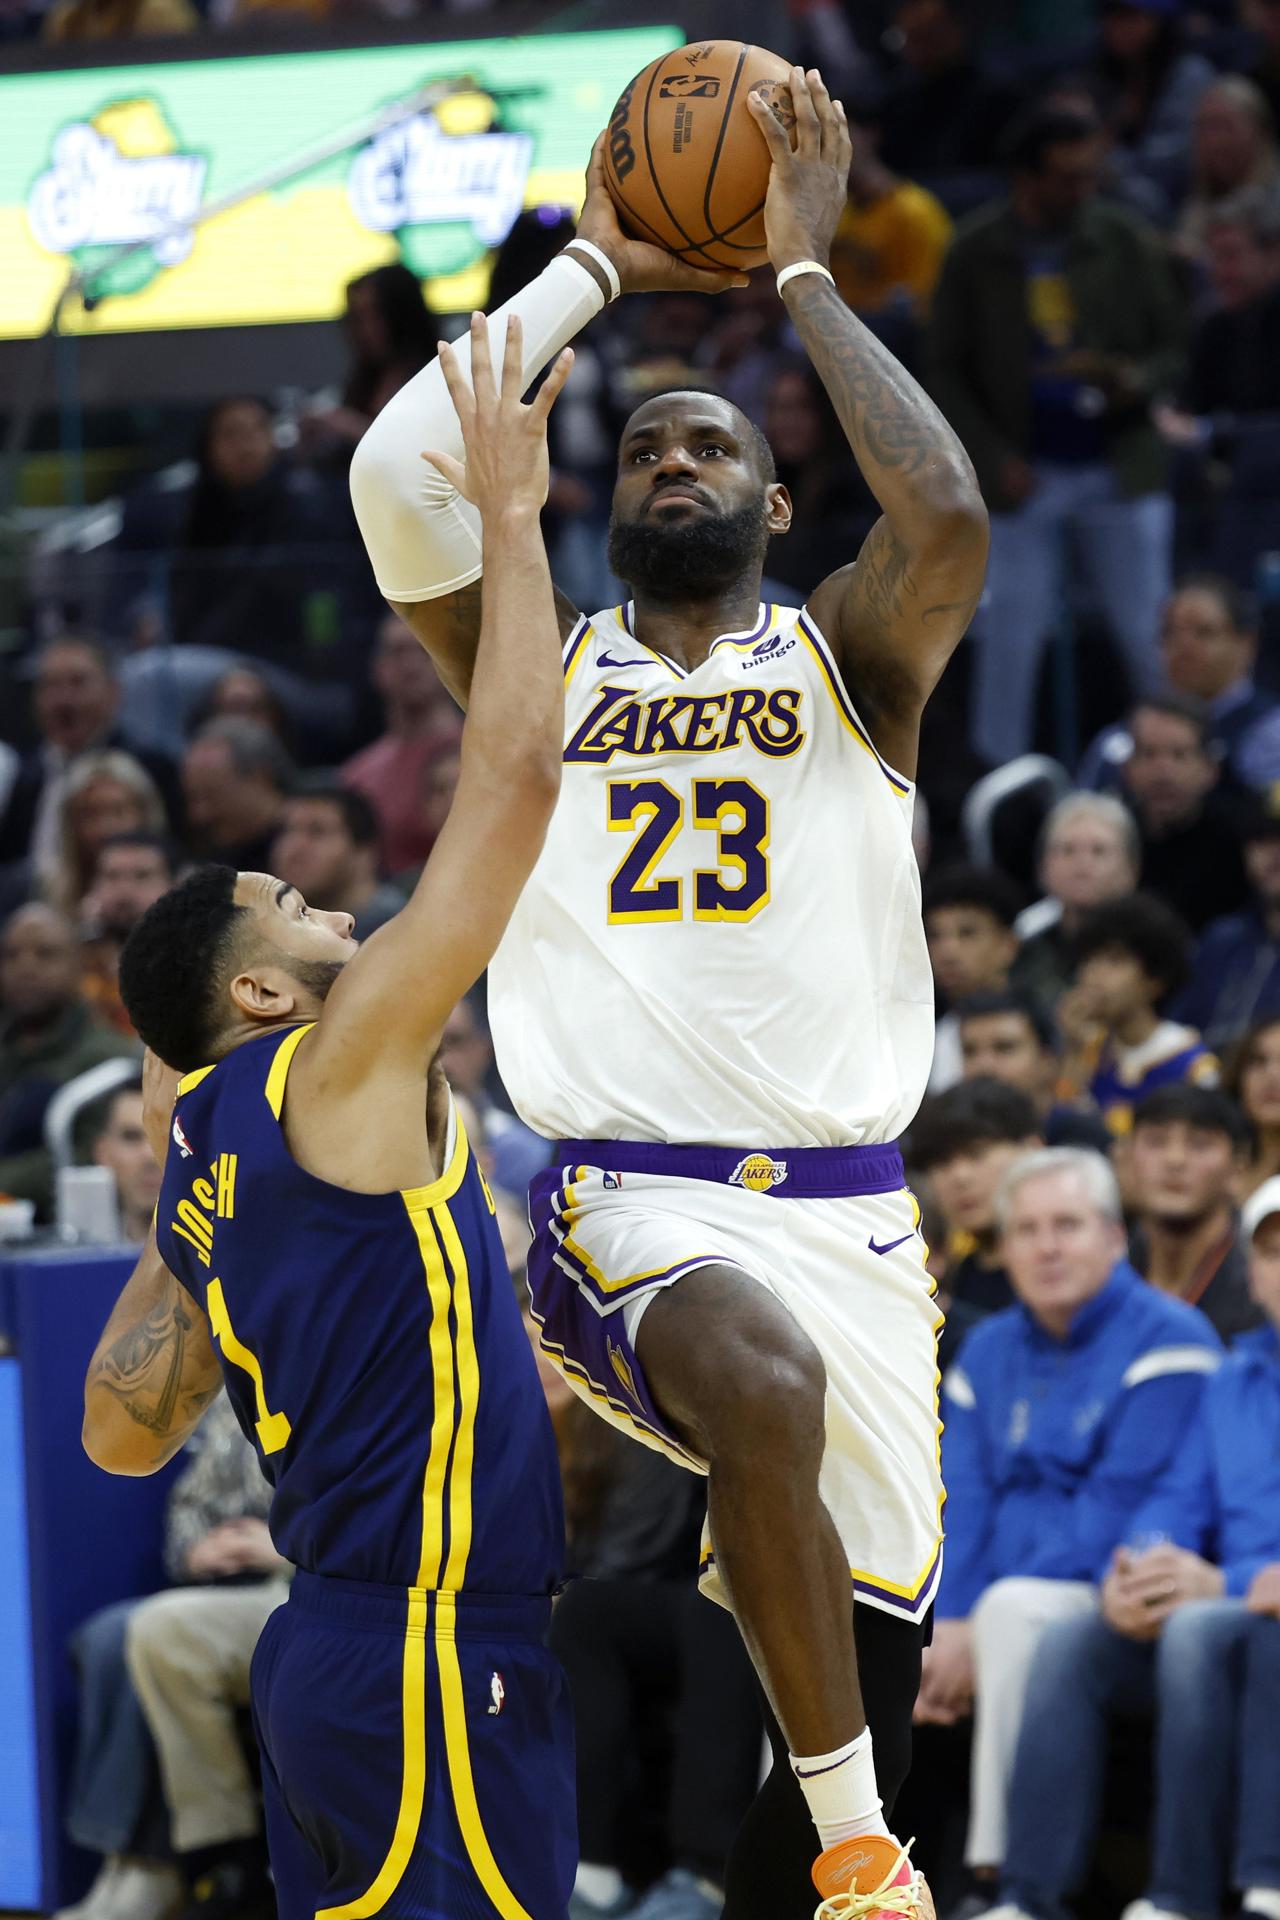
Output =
[
  {"x1": 921, "y1": 863, "x2": 1024, "y2": 930},
  {"x1": 119, "y1": 865, "x2": 254, "y2": 1072},
  {"x1": 621, "y1": 388, "x2": 777, "y2": 486},
  {"x1": 995, "y1": 1146, "x2": 1122, "y2": 1230},
  {"x1": 907, "y1": 1077, "x2": 1041, "y2": 1172},
  {"x1": 1073, "y1": 893, "x2": 1193, "y2": 1001},
  {"x1": 955, "y1": 988, "x2": 1060, "y2": 1055},
  {"x1": 290, "y1": 779, "x2": 380, "y2": 850},
  {"x1": 1131, "y1": 1083, "x2": 1249, "y2": 1148}
]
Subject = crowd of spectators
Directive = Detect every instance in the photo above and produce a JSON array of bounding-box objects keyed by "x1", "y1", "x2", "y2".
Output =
[{"x1": 6, "y1": 3, "x2": 1280, "y2": 1919}]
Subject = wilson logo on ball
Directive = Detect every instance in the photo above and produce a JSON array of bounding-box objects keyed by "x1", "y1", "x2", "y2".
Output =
[
  {"x1": 659, "y1": 75, "x2": 721, "y2": 98},
  {"x1": 609, "y1": 81, "x2": 637, "y2": 181}
]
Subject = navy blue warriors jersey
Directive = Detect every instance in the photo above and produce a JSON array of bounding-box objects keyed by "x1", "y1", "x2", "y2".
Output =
[{"x1": 155, "y1": 1023, "x2": 564, "y2": 1598}]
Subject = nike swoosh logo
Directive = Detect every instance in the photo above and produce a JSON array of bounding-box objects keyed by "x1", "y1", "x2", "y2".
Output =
[
  {"x1": 868, "y1": 1232, "x2": 915, "y2": 1257},
  {"x1": 597, "y1": 652, "x2": 649, "y2": 669}
]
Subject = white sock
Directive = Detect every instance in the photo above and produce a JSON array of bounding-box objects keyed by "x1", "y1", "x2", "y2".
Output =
[
  {"x1": 574, "y1": 1863, "x2": 624, "y2": 1909},
  {"x1": 1244, "y1": 1891, "x2": 1280, "y2": 1920},
  {"x1": 789, "y1": 1727, "x2": 892, "y2": 1850}
]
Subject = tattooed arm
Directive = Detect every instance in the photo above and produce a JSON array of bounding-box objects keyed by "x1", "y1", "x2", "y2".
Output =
[
  {"x1": 749, "y1": 70, "x2": 988, "y2": 778},
  {"x1": 83, "y1": 1227, "x2": 221, "y2": 1475}
]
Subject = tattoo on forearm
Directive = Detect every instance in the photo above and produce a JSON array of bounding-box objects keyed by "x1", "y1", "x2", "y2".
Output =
[
  {"x1": 785, "y1": 276, "x2": 967, "y2": 483},
  {"x1": 91, "y1": 1285, "x2": 199, "y2": 1436}
]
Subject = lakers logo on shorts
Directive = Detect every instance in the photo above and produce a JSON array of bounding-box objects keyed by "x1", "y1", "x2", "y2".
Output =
[{"x1": 729, "y1": 1154, "x2": 789, "y2": 1193}]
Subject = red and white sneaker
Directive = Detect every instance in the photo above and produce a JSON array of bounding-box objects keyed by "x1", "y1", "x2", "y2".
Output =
[{"x1": 811, "y1": 1835, "x2": 935, "y2": 1920}]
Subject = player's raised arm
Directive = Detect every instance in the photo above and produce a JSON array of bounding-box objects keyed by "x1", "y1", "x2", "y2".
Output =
[
  {"x1": 748, "y1": 69, "x2": 988, "y2": 778},
  {"x1": 307, "y1": 316, "x2": 572, "y2": 1085},
  {"x1": 349, "y1": 139, "x2": 747, "y2": 707}
]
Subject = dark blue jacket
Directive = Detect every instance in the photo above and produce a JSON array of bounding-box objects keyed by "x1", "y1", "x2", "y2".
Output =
[
  {"x1": 1178, "y1": 909, "x2": 1280, "y2": 1052},
  {"x1": 939, "y1": 1263, "x2": 1221, "y2": 1617},
  {"x1": 1124, "y1": 1322, "x2": 1280, "y2": 1595}
]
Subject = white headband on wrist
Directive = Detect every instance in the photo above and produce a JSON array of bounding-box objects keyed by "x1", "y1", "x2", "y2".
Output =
[
  {"x1": 564, "y1": 237, "x2": 622, "y2": 303},
  {"x1": 776, "y1": 259, "x2": 835, "y2": 294}
]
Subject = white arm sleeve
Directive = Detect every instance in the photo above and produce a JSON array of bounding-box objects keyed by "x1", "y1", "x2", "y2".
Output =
[{"x1": 349, "y1": 251, "x2": 609, "y2": 604}]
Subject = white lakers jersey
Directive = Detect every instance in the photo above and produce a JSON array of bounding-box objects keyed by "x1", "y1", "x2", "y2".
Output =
[{"x1": 487, "y1": 601, "x2": 934, "y2": 1148}]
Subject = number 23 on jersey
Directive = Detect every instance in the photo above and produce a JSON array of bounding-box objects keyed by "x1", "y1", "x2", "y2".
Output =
[{"x1": 607, "y1": 777, "x2": 771, "y2": 924}]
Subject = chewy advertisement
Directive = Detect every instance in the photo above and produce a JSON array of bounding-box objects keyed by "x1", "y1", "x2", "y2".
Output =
[{"x1": 1, "y1": 23, "x2": 680, "y2": 338}]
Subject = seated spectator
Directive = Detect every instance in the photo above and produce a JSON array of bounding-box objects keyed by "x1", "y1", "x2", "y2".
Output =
[
  {"x1": 874, "y1": 0, "x2": 1019, "y2": 176},
  {"x1": 80, "y1": 832, "x2": 179, "y2": 1035},
  {"x1": 1012, "y1": 794, "x2": 1140, "y2": 1014},
  {"x1": 40, "y1": 750, "x2": 169, "y2": 918},
  {"x1": 1080, "y1": 577, "x2": 1280, "y2": 797},
  {"x1": 922, "y1": 865, "x2": 1024, "y2": 1092},
  {"x1": 551, "y1": 1410, "x2": 761, "y2": 1920},
  {"x1": 1176, "y1": 77, "x2": 1279, "y2": 256},
  {"x1": 828, "y1": 104, "x2": 953, "y2": 322},
  {"x1": 906, "y1": 1078, "x2": 1042, "y2": 1316},
  {"x1": 43, "y1": 0, "x2": 196, "y2": 38},
  {"x1": 1064, "y1": 894, "x2": 1218, "y2": 1134},
  {"x1": 759, "y1": 360, "x2": 874, "y2": 596},
  {"x1": 1120, "y1": 697, "x2": 1250, "y2": 933},
  {"x1": 1159, "y1": 185, "x2": 1280, "y2": 450},
  {"x1": 918, "y1": 1148, "x2": 1220, "y2": 1890},
  {"x1": 90, "y1": 1081, "x2": 162, "y2": 1246},
  {"x1": 193, "y1": 669, "x2": 294, "y2": 753},
  {"x1": 341, "y1": 614, "x2": 461, "y2": 875},
  {"x1": 167, "y1": 397, "x2": 338, "y2": 655},
  {"x1": 927, "y1": 103, "x2": 1184, "y2": 766},
  {"x1": 1180, "y1": 788, "x2": 1280, "y2": 1046},
  {"x1": 993, "y1": 1177, "x2": 1280, "y2": 1920},
  {"x1": 957, "y1": 990, "x2": 1112, "y2": 1150},
  {"x1": 1087, "y1": 0, "x2": 1216, "y2": 199},
  {"x1": 270, "y1": 783, "x2": 405, "y2": 940},
  {"x1": 0, "y1": 904, "x2": 138, "y2": 1219},
  {"x1": 181, "y1": 719, "x2": 292, "y2": 873},
  {"x1": 437, "y1": 996, "x2": 550, "y2": 1199},
  {"x1": 0, "y1": 635, "x2": 180, "y2": 874},
  {"x1": 1225, "y1": 1014, "x2": 1280, "y2": 1199},
  {"x1": 296, "y1": 265, "x2": 440, "y2": 466},
  {"x1": 1128, "y1": 1084, "x2": 1262, "y2": 1338}
]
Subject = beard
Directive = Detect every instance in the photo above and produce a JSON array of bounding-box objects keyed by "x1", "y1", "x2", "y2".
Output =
[
  {"x1": 287, "y1": 954, "x2": 349, "y2": 1002},
  {"x1": 607, "y1": 495, "x2": 769, "y2": 602}
]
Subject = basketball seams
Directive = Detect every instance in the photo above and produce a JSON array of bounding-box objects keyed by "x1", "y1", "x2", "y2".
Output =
[
  {"x1": 701, "y1": 43, "x2": 749, "y2": 241},
  {"x1": 641, "y1": 58, "x2": 701, "y2": 253}
]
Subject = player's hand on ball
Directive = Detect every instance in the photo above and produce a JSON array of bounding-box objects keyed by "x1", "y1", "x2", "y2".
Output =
[
  {"x1": 421, "y1": 313, "x2": 573, "y2": 517},
  {"x1": 575, "y1": 134, "x2": 750, "y2": 297},
  {"x1": 747, "y1": 65, "x2": 852, "y2": 275}
]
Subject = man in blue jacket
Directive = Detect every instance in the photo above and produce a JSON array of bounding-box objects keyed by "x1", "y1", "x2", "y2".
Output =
[
  {"x1": 916, "y1": 1146, "x2": 1221, "y2": 1887},
  {"x1": 987, "y1": 1177, "x2": 1280, "y2": 1920}
]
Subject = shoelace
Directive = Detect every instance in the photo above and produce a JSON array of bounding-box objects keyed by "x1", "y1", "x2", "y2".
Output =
[{"x1": 814, "y1": 1839, "x2": 925, "y2": 1920}]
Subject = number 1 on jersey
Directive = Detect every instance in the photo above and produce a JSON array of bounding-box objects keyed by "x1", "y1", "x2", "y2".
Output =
[
  {"x1": 207, "y1": 1277, "x2": 292, "y2": 1455},
  {"x1": 607, "y1": 778, "x2": 771, "y2": 924}
]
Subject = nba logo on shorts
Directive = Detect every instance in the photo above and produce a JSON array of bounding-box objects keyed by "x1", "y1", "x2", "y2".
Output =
[
  {"x1": 488, "y1": 1672, "x2": 505, "y2": 1716},
  {"x1": 729, "y1": 1154, "x2": 789, "y2": 1193},
  {"x1": 602, "y1": 1171, "x2": 622, "y2": 1190}
]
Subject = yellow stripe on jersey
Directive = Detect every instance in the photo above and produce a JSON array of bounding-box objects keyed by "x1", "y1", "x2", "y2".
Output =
[
  {"x1": 263, "y1": 1022, "x2": 315, "y2": 1119},
  {"x1": 795, "y1": 612, "x2": 912, "y2": 796},
  {"x1": 563, "y1": 620, "x2": 593, "y2": 687},
  {"x1": 177, "y1": 1063, "x2": 216, "y2": 1096}
]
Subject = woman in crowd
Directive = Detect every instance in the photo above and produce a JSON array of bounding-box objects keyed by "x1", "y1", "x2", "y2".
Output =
[
  {"x1": 1225, "y1": 1014, "x2": 1280, "y2": 1198},
  {"x1": 39, "y1": 751, "x2": 167, "y2": 917},
  {"x1": 1089, "y1": 0, "x2": 1216, "y2": 197},
  {"x1": 1178, "y1": 76, "x2": 1279, "y2": 256}
]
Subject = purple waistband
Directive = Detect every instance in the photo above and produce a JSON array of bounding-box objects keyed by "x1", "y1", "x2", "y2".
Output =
[{"x1": 554, "y1": 1139, "x2": 905, "y2": 1199}]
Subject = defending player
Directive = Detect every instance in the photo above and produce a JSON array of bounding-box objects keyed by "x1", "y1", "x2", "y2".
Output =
[
  {"x1": 350, "y1": 68, "x2": 988, "y2": 1920},
  {"x1": 82, "y1": 318, "x2": 578, "y2": 1920}
]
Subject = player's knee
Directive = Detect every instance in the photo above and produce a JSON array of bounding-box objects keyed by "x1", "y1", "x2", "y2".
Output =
[{"x1": 702, "y1": 1321, "x2": 827, "y2": 1466}]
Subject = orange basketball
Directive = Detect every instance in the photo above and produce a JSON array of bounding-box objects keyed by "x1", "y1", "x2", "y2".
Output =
[{"x1": 602, "y1": 40, "x2": 795, "y2": 272}]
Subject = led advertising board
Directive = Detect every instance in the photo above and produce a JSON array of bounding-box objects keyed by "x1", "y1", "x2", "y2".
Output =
[{"x1": 0, "y1": 24, "x2": 681, "y2": 338}]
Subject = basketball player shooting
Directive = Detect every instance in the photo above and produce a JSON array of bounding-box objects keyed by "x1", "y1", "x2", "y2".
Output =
[
  {"x1": 351, "y1": 64, "x2": 989, "y2": 1920},
  {"x1": 81, "y1": 321, "x2": 584, "y2": 1920}
]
